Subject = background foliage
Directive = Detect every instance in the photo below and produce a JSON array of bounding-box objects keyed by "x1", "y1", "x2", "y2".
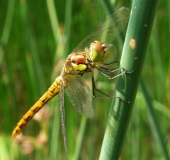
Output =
[{"x1": 0, "y1": 0, "x2": 169, "y2": 159}]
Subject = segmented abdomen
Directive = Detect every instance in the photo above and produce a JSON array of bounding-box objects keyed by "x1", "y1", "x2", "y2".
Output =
[{"x1": 12, "y1": 76, "x2": 62, "y2": 137}]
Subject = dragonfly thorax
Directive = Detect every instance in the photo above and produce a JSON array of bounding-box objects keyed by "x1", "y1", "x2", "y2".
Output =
[
  {"x1": 90, "y1": 41, "x2": 108, "y2": 63},
  {"x1": 70, "y1": 54, "x2": 88, "y2": 71},
  {"x1": 62, "y1": 53, "x2": 89, "y2": 79}
]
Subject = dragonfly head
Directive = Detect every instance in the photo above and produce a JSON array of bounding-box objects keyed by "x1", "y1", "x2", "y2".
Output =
[{"x1": 90, "y1": 40, "x2": 108, "y2": 63}]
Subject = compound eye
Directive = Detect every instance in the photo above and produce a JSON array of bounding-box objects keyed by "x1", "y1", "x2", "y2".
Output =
[
  {"x1": 93, "y1": 41, "x2": 103, "y2": 52},
  {"x1": 90, "y1": 41, "x2": 107, "y2": 62}
]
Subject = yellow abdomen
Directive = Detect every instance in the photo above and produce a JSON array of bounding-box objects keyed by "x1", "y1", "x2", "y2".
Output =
[{"x1": 12, "y1": 76, "x2": 62, "y2": 137}]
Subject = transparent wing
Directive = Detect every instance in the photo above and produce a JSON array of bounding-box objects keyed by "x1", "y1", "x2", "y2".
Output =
[
  {"x1": 73, "y1": 7, "x2": 129, "y2": 53},
  {"x1": 65, "y1": 79, "x2": 94, "y2": 118},
  {"x1": 59, "y1": 79, "x2": 69, "y2": 159}
]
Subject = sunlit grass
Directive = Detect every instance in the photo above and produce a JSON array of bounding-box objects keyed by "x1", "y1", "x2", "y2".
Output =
[{"x1": 0, "y1": 0, "x2": 170, "y2": 159}]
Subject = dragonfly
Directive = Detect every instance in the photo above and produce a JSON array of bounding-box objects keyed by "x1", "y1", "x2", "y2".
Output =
[{"x1": 12, "y1": 6, "x2": 130, "y2": 158}]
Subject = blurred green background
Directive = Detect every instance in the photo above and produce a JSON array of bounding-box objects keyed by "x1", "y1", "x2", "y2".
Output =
[{"x1": 0, "y1": 0, "x2": 170, "y2": 160}]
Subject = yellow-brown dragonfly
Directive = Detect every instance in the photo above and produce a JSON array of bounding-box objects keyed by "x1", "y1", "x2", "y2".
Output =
[{"x1": 12, "y1": 7, "x2": 130, "y2": 158}]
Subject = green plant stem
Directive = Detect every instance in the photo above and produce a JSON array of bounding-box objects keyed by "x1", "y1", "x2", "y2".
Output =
[
  {"x1": 140, "y1": 79, "x2": 170, "y2": 160},
  {"x1": 46, "y1": 0, "x2": 61, "y2": 44},
  {"x1": 73, "y1": 117, "x2": 87, "y2": 160},
  {"x1": 99, "y1": 0, "x2": 158, "y2": 159},
  {"x1": 0, "y1": 0, "x2": 16, "y2": 65},
  {"x1": 63, "y1": 0, "x2": 73, "y2": 57}
]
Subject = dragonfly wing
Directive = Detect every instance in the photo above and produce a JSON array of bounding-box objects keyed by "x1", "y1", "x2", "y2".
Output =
[
  {"x1": 59, "y1": 80, "x2": 69, "y2": 159},
  {"x1": 65, "y1": 79, "x2": 94, "y2": 118},
  {"x1": 73, "y1": 7, "x2": 129, "y2": 53}
]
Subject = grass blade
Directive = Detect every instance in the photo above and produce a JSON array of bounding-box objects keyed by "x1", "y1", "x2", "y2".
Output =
[
  {"x1": 100, "y1": 0, "x2": 158, "y2": 159},
  {"x1": 140, "y1": 79, "x2": 170, "y2": 160}
]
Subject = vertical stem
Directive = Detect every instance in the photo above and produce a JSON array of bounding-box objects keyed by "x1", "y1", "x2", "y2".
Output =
[{"x1": 100, "y1": 0, "x2": 158, "y2": 159}]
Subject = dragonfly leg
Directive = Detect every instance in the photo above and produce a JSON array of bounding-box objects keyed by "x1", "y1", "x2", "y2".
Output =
[
  {"x1": 91, "y1": 75, "x2": 130, "y2": 103},
  {"x1": 121, "y1": 68, "x2": 134, "y2": 74},
  {"x1": 98, "y1": 67, "x2": 134, "y2": 79},
  {"x1": 103, "y1": 60, "x2": 120, "y2": 66},
  {"x1": 98, "y1": 67, "x2": 120, "y2": 72}
]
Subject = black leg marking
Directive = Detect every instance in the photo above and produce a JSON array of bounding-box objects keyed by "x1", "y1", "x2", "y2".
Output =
[{"x1": 91, "y1": 74, "x2": 130, "y2": 104}]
